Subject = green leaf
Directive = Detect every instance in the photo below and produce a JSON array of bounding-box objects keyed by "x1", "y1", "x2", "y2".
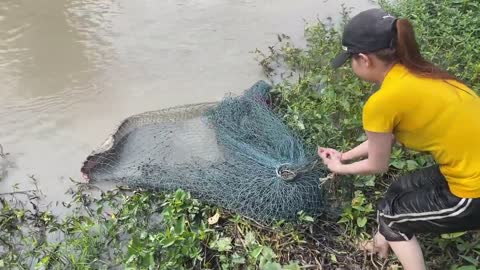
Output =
[
  {"x1": 458, "y1": 242, "x2": 470, "y2": 252},
  {"x1": 455, "y1": 266, "x2": 477, "y2": 270},
  {"x1": 338, "y1": 217, "x2": 350, "y2": 223},
  {"x1": 441, "y1": 231, "x2": 466, "y2": 239},
  {"x1": 301, "y1": 215, "x2": 314, "y2": 223},
  {"x1": 147, "y1": 253, "x2": 155, "y2": 267},
  {"x1": 250, "y1": 246, "x2": 263, "y2": 260},
  {"x1": 35, "y1": 256, "x2": 50, "y2": 269},
  {"x1": 364, "y1": 175, "x2": 376, "y2": 187},
  {"x1": 245, "y1": 231, "x2": 256, "y2": 247},
  {"x1": 357, "y1": 217, "x2": 368, "y2": 228},
  {"x1": 174, "y1": 216, "x2": 185, "y2": 235},
  {"x1": 297, "y1": 121, "x2": 305, "y2": 130},
  {"x1": 261, "y1": 246, "x2": 276, "y2": 260},
  {"x1": 261, "y1": 262, "x2": 282, "y2": 270},
  {"x1": 459, "y1": 255, "x2": 479, "y2": 266},
  {"x1": 352, "y1": 205, "x2": 365, "y2": 211},
  {"x1": 162, "y1": 237, "x2": 176, "y2": 248},
  {"x1": 175, "y1": 189, "x2": 186, "y2": 201},
  {"x1": 391, "y1": 160, "x2": 406, "y2": 169},
  {"x1": 231, "y1": 253, "x2": 246, "y2": 264},
  {"x1": 283, "y1": 262, "x2": 301, "y2": 270},
  {"x1": 214, "y1": 237, "x2": 233, "y2": 252},
  {"x1": 406, "y1": 160, "x2": 419, "y2": 170}
]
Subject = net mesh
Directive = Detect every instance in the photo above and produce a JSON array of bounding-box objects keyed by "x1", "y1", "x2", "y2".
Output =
[{"x1": 81, "y1": 81, "x2": 328, "y2": 221}]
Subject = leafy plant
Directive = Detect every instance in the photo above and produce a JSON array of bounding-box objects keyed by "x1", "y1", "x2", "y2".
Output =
[{"x1": 338, "y1": 190, "x2": 374, "y2": 238}]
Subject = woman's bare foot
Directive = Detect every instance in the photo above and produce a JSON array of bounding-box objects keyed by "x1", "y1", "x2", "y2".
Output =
[
  {"x1": 373, "y1": 232, "x2": 390, "y2": 258},
  {"x1": 359, "y1": 232, "x2": 390, "y2": 258}
]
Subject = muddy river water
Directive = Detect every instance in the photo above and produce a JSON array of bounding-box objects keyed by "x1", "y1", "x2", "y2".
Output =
[{"x1": 0, "y1": 0, "x2": 374, "y2": 206}]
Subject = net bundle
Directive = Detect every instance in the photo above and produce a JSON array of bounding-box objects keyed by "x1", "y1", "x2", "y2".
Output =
[{"x1": 81, "y1": 81, "x2": 328, "y2": 221}]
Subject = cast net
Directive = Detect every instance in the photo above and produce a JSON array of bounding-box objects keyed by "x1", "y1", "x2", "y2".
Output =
[{"x1": 81, "y1": 81, "x2": 328, "y2": 221}]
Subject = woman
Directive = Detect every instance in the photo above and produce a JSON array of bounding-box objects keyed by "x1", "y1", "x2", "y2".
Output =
[{"x1": 318, "y1": 8, "x2": 480, "y2": 270}]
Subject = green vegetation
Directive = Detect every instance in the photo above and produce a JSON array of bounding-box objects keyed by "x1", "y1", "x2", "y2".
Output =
[
  {"x1": 2, "y1": 0, "x2": 480, "y2": 269},
  {"x1": 0, "y1": 185, "x2": 355, "y2": 269}
]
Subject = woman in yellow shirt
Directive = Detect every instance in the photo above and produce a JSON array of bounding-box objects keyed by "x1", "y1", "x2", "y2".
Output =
[{"x1": 319, "y1": 8, "x2": 480, "y2": 270}]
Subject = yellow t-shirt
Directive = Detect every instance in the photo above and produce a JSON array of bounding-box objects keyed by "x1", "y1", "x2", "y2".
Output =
[{"x1": 363, "y1": 63, "x2": 480, "y2": 198}]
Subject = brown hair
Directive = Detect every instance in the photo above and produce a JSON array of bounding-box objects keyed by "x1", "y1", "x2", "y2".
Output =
[{"x1": 374, "y1": 19, "x2": 460, "y2": 82}]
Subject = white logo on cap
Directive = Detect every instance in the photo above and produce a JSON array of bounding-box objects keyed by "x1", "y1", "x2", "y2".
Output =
[
  {"x1": 342, "y1": 46, "x2": 348, "y2": 51},
  {"x1": 383, "y1": 15, "x2": 394, "y2": 19}
]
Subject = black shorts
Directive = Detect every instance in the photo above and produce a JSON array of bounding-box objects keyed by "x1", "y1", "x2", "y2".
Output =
[{"x1": 377, "y1": 165, "x2": 480, "y2": 241}]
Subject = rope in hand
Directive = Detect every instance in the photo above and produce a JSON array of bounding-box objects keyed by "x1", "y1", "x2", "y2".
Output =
[{"x1": 319, "y1": 173, "x2": 335, "y2": 186}]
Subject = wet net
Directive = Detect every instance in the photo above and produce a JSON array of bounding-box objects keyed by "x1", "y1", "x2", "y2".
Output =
[{"x1": 81, "y1": 81, "x2": 328, "y2": 221}]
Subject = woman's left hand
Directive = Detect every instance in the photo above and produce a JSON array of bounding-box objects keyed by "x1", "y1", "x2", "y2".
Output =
[
  {"x1": 320, "y1": 153, "x2": 343, "y2": 173},
  {"x1": 318, "y1": 147, "x2": 343, "y2": 173},
  {"x1": 317, "y1": 147, "x2": 342, "y2": 160}
]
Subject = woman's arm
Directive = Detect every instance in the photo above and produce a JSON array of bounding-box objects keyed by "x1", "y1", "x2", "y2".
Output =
[
  {"x1": 341, "y1": 135, "x2": 395, "y2": 162},
  {"x1": 341, "y1": 140, "x2": 369, "y2": 162},
  {"x1": 321, "y1": 131, "x2": 393, "y2": 175}
]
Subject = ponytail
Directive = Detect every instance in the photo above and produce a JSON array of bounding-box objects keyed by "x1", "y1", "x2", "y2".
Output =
[{"x1": 393, "y1": 19, "x2": 459, "y2": 82}]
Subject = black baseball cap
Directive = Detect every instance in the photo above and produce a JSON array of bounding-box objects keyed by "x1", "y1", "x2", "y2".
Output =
[{"x1": 331, "y1": 8, "x2": 398, "y2": 68}]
